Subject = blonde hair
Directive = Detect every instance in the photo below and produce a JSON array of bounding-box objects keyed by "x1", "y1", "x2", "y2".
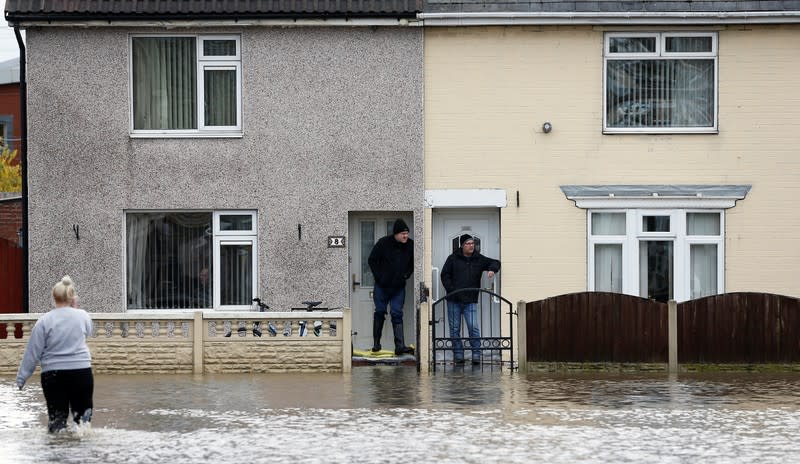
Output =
[{"x1": 52, "y1": 275, "x2": 77, "y2": 305}]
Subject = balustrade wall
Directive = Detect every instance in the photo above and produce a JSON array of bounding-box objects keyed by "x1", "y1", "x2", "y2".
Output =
[{"x1": 0, "y1": 310, "x2": 351, "y2": 375}]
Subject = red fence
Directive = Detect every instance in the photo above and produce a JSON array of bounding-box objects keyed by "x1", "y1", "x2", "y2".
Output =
[
  {"x1": 525, "y1": 291, "x2": 800, "y2": 364},
  {"x1": 0, "y1": 238, "x2": 23, "y2": 313},
  {"x1": 526, "y1": 292, "x2": 668, "y2": 363},
  {"x1": 679, "y1": 293, "x2": 800, "y2": 363}
]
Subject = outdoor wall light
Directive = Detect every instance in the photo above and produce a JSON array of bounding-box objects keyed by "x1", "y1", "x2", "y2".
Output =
[{"x1": 542, "y1": 122, "x2": 553, "y2": 133}]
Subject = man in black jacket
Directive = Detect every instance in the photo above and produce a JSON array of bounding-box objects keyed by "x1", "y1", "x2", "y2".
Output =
[
  {"x1": 440, "y1": 234, "x2": 501, "y2": 364},
  {"x1": 368, "y1": 218, "x2": 415, "y2": 355}
]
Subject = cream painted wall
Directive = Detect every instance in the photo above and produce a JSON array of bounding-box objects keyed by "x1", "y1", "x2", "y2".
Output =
[{"x1": 424, "y1": 25, "x2": 800, "y2": 305}]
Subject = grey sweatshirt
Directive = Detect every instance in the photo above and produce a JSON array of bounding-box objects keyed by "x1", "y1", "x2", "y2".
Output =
[{"x1": 16, "y1": 307, "x2": 93, "y2": 388}]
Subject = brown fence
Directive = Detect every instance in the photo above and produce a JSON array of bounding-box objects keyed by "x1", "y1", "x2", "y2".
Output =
[
  {"x1": 526, "y1": 292, "x2": 667, "y2": 363},
  {"x1": 679, "y1": 293, "x2": 800, "y2": 363},
  {"x1": 0, "y1": 238, "x2": 23, "y2": 313},
  {"x1": 525, "y1": 291, "x2": 800, "y2": 365}
]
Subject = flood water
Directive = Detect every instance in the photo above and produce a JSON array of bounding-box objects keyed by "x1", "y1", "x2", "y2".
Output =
[{"x1": 2, "y1": 367, "x2": 800, "y2": 463}]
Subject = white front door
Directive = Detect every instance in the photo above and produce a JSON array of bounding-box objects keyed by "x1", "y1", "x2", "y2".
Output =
[
  {"x1": 431, "y1": 209, "x2": 501, "y2": 360},
  {"x1": 348, "y1": 213, "x2": 415, "y2": 352}
]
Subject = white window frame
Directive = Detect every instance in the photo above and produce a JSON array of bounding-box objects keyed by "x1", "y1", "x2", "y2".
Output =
[
  {"x1": 214, "y1": 210, "x2": 257, "y2": 236},
  {"x1": 129, "y1": 34, "x2": 243, "y2": 138},
  {"x1": 683, "y1": 210, "x2": 724, "y2": 300},
  {"x1": 213, "y1": 211, "x2": 257, "y2": 310},
  {"x1": 588, "y1": 208, "x2": 724, "y2": 302},
  {"x1": 587, "y1": 210, "x2": 628, "y2": 294},
  {"x1": 125, "y1": 210, "x2": 258, "y2": 312},
  {"x1": 603, "y1": 31, "x2": 719, "y2": 134},
  {"x1": 213, "y1": 238, "x2": 258, "y2": 311}
]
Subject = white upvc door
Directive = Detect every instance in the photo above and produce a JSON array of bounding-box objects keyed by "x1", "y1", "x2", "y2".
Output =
[
  {"x1": 431, "y1": 208, "x2": 501, "y2": 361},
  {"x1": 348, "y1": 213, "x2": 414, "y2": 352}
]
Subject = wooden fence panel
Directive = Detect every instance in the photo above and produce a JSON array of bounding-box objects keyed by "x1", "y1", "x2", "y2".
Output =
[
  {"x1": 678, "y1": 293, "x2": 800, "y2": 363},
  {"x1": 0, "y1": 238, "x2": 23, "y2": 313},
  {"x1": 526, "y1": 292, "x2": 668, "y2": 363}
]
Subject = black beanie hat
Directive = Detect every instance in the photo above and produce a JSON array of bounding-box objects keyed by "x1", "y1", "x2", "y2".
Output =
[
  {"x1": 459, "y1": 234, "x2": 474, "y2": 247},
  {"x1": 393, "y1": 219, "x2": 410, "y2": 235}
]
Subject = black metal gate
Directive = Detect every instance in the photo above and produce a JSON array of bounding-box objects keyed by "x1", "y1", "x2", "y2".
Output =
[{"x1": 431, "y1": 288, "x2": 515, "y2": 372}]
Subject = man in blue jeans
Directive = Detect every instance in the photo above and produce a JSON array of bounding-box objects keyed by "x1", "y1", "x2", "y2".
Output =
[
  {"x1": 368, "y1": 219, "x2": 415, "y2": 355},
  {"x1": 441, "y1": 234, "x2": 501, "y2": 365}
]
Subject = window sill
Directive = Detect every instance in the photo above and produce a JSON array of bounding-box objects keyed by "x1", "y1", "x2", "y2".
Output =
[
  {"x1": 603, "y1": 128, "x2": 718, "y2": 135},
  {"x1": 130, "y1": 131, "x2": 243, "y2": 139}
]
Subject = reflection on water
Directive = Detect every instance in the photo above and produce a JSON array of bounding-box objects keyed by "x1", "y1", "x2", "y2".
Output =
[{"x1": 2, "y1": 369, "x2": 800, "y2": 463}]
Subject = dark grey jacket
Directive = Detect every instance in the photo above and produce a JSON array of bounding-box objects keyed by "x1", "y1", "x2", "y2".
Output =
[
  {"x1": 441, "y1": 250, "x2": 500, "y2": 303},
  {"x1": 368, "y1": 235, "x2": 414, "y2": 291}
]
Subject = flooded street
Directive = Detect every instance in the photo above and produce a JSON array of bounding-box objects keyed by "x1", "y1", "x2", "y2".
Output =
[{"x1": 2, "y1": 368, "x2": 800, "y2": 463}]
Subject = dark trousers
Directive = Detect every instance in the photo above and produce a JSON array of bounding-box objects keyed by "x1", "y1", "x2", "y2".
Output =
[
  {"x1": 41, "y1": 367, "x2": 94, "y2": 433},
  {"x1": 373, "y1": 285, "x2": 406, "y2": 325}
]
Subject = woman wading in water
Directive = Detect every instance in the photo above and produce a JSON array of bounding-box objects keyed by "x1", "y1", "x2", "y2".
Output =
[{"x1": 16, "y1": 275, "x2": 94, "y2": 432}]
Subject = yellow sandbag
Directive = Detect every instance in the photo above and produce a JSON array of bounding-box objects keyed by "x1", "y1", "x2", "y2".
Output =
[{"x1": 352, "y1": 345, "x2": 415, "y2": 358}]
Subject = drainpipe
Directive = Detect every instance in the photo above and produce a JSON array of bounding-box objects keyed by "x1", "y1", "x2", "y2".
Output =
[{"x1": 14, "y1": 26, "x2": 28, "y2": 313}]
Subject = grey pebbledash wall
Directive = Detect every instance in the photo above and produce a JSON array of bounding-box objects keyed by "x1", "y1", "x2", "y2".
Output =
[{"x1": 25, "y1": 26, "x2": 423, "y2": 313}]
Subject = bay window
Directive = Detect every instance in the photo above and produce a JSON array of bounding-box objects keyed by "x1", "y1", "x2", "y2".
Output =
[
  {"x1": 589, "y1": 209, "x2": 723, "y2": 302},
  {"x1": 126, "y1": 211, "x2": 257, "y2": 310}
]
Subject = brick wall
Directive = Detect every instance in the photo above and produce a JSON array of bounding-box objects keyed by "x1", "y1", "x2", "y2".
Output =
[{"x1": 0, "y1": 199, "x2": 21, "y2": 244}]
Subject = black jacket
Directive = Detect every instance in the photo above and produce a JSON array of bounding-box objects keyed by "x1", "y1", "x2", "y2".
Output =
[
  {"x1": 441, "y1": 249, "x2": 501, "y2": 303},
  {"x1": 368, "y1": 235, "x2": 414, "y2": 291}
]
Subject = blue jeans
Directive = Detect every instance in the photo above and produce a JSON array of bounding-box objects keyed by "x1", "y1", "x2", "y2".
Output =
[
  {"x1": 447, "y1": 301, "x2": 480, "y2": 362},
  {"x1": 373, "y1": 285, "x2": 405, "y2": 325}
]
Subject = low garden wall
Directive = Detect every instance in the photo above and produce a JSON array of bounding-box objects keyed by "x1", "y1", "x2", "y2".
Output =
[{"x1": 0, "y1": 309, "x2": 351, "y2": 375}]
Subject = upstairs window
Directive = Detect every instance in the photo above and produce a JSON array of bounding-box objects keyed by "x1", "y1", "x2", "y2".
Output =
[
  {"x1": 604, "y1": 32, "x2": 717, "y2": 133},
  {"x1": 130, "y1": 35, "x2": 241, "y2": 136}
]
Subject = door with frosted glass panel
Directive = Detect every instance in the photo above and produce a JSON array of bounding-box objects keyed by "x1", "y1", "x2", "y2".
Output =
[
  {"x1": 348, "y1": 213, "x2": 414, "y2": 352},
  {"x1": 431, "y1": 209, "x2": 501, "y2": 362}
]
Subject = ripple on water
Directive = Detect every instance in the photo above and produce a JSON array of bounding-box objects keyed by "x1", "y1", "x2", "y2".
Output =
[{"x1": 2, "y1": 370, "x2": 800, "y2": 463}]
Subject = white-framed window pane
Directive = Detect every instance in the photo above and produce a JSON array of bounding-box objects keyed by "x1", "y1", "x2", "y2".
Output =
[
  {"x1": 219, "y1": 214, "x2": 253, "y2": 232},
  {"x1": 132, "y1": 37, "x2": 197, "y2": 130},
  {"x1": 592, "y1": 212, "x2": 626, "y2": 235},
  {"x1": 690, "y1": 243, "x2": 718, "y2": 299},
  {"x1": 642, "y1": 215, "x2": 670, "y2": 232},
  {"x1": 687, "y1": 213, "x2": 720, "y2": 235},
  {"x1": 665, "y1": 36, "x2": 713, "y2": 53},
  {"x1": 219, "y1": 242, "x2": 253, "y2": 306},
  {"x1": 606, "y1": 59, "x2": 715, "y2": 128},
  {"x1": 360, "y1": 221, "x2": 375, "y2": 287},
  {"x1": 126, "y1": 212, "x2": 212, "y2": 309},
  {"x1": 609, "y1": 37, "x2": 656, "y2": 53},
  {"x1": 203, "y1": 39, "x2": 237, "y2": 57},
  {"x1": 594, "y1": 244, "x2": 623, "y2": 292},
  {"x1": 204, "y1": 68, "x2": 237, "y2": 127},
  {"x1": 639, "y1": 240, "x2": 673, "y2": 302}
]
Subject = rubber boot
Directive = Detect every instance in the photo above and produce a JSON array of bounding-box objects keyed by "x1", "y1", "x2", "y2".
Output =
[
  {"x1": 372, "y1": 316, "x2": 385, "y2": 352},
  {"x1": 393, "y1": 323, "x2": 414, "y2": 356}
]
